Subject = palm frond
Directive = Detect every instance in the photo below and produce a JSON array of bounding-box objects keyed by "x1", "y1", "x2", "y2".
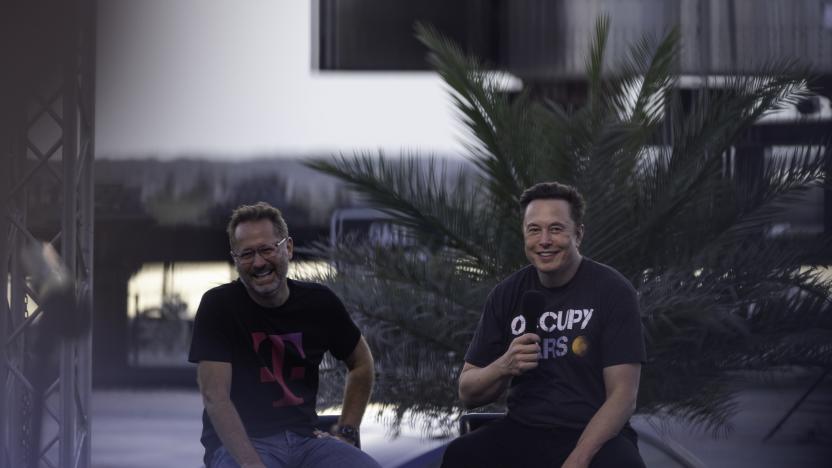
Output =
[{"x1": 306, "y1": 153, "x2": 496, "y2": 265}]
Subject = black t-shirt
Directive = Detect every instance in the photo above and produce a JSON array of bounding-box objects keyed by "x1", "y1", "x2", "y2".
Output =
[
  {"x1": 465, "y1": 258, "x2": 646, "y2": 430},
  {"x1": 188, "y1": 278, "x2": 361, "y2": 460}
]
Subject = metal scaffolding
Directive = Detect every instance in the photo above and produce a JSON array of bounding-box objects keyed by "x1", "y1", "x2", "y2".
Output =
[{"x1": 1, "y1": 0, "x2": 96, "y2": 467}]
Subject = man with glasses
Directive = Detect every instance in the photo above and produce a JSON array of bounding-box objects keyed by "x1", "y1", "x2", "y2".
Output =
[
  {"x1": 189, "y1": 202, "x2": 380, "y2": 468},
  {"x1": 441, "y1": 182, "x2": 646, "y2": 468}
]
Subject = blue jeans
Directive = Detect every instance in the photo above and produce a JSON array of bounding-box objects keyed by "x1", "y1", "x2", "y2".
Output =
[{"x1": 210, "y1": 430, "x2": 381, "y2": 468}]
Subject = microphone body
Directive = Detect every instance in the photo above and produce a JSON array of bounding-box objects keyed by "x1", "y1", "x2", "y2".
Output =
[{"x1": 521, "y1": 290, "x2": 546, "y2": 336}]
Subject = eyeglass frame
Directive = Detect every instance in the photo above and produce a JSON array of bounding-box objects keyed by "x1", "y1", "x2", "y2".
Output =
[{"x1": 230, "y1": 237, "x2": 289, "y2": 264}]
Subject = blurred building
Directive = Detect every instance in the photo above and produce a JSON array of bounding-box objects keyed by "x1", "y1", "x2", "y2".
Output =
[
  {"x1": 318, "y1": 0, "x2": 832, "y2": 86},
  {"x1": 318, "y1": 0, "x2": 832, "y2": 237}
]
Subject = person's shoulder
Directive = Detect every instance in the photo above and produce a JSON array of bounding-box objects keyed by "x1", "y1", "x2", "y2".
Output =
[
  {"x1": 496, "y1": 264, "x2": 535, "y2": 285},
  {"x1": 289, "y1": 278, "x2": 333, "y2": 293},
  {"x1": 581, "y1": 258, "x2": 634, "y2": 290},
  {"x1": 288, "y1": 278, "x2": 340, "y2": 301},
  {"x1": 195, "y1": 281, "x2": 243, "y2": 318},
  {"x1": 202, "y1": 280, "x2": 244, "y2": 300},
  {"x1": 491, "y1": 265, "x2": 536, "y2": 296}
]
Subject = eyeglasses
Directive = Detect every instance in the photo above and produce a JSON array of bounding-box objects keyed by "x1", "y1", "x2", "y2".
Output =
[{"x1": 231, "y1": 237, "x2": 288, "y2": 265}]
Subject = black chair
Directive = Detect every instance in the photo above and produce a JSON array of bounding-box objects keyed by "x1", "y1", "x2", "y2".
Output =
[
  {"x1": 458, "y1": 412, "x2": 505, "y2": 435},
  {"x1": 458, "y1": 412, "x2": 706, "y2": 468}
]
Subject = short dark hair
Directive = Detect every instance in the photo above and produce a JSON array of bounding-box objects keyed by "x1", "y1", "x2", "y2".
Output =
[
  {"x1": 226, "y1": 202, "x2": 288, "y2": 247},
  {"x1": 519, "y1": 182, "x2": 585, "y2": 225}
]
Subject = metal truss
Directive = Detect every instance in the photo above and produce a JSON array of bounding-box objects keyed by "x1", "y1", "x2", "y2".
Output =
[{"x1": 1, "y1": 1, "x2": 96, "y2": 467}]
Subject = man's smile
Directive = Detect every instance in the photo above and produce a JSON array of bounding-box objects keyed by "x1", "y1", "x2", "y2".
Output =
[
  {"x1": 252, "y1": 268, "x2": 275, "y2": 280},
  {"x1": 537, "y1": 250, "x2": 559, "y2": 259}
]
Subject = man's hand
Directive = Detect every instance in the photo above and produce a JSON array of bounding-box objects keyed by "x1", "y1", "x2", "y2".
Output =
[
  {"x1": 314, "y1": 428, "x2": 352, "y2": 446},
  {"x1": 496, "y1": 333, "x2": 541, "y2": 376},
  {"x1": 458, "y1": 333, "x2": 541, "y2": 408},
  {"x1": 319, "y1": 425, "x2": 360, "y2": 447}
]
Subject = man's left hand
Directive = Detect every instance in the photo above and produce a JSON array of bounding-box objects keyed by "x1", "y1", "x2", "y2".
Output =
[{"x1": 314, "y1": 429, "x2": 356, "y2": 446}]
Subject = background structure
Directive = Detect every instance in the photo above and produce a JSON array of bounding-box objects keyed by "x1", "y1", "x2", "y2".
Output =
[{"x1": 1, "y1": 1, "x2": 96, "y2": 467}]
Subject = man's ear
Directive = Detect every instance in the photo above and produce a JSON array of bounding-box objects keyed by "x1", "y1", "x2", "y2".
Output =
[
  {"x1": 286, "y1": 237, "x2": 294, "y2": 260},
  {"x1": 575, "y1": 224, "x2": 585, "y2": 246}
]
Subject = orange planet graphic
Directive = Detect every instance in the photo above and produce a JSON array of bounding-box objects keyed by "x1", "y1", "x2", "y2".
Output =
[{"x1": 571, "y1": 336, "x2": 589, "y2": 357}]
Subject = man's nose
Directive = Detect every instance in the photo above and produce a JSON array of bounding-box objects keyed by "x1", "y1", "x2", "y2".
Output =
[{"x1": 252, "y1": 251, "x2": 269, "y2": 266}]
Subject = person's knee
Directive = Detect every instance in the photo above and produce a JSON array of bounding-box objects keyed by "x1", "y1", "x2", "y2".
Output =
[
  {"x1": 209, "y1": 446, "x2": 241, "y2": 468},
  {"x1": 442, "y1": 432, "x2": 504, "y2": 468},
  {"x1": 306, "y1": 437, "x2": 380, "y2": 468},
  {"x1": 341, "y1": 446, "x2": 381, "y2": 468},
  {"x1": 440, "y1": 437, "x2": 472, "y2": 468}
]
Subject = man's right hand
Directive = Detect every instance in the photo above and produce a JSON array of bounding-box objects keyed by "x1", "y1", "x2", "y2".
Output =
[
  {"x1": 458, "y1": 333, "x2": 541, "y2": 408},
  {"x1": 497, "y1": 333, "x2": 541, "y2": 376}
]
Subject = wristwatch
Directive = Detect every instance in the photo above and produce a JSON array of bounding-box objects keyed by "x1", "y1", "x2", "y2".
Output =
[{"x1": 335, "y1": 424, "x2": 360, "y2": 447}]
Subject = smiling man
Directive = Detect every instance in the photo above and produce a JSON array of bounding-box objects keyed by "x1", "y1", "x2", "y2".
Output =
[
  {"x1": 189, "y1": 202, "x2": 380, "y2": 468},
  {"x1": 441, "y1": 182, "x2": 646, "y2": 468}
]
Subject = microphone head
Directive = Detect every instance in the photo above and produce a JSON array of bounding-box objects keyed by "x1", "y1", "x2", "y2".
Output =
[
  {"x1": 22, "y1": 241, "x2": 85, "y2": 338},
  {"x1": 521, "y1": 290, "x2": 546, "y2": 335},
  {"x1": 22, "y1": 241, "x2": 71, "y2": 296}
]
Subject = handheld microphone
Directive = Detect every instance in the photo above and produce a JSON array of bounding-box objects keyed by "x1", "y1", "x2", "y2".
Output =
[
  {"x1": 21, "y1": 241, "x2": 85, "y2": 468},
  {"x1": 22, "y1": 241, "x2": 84, "y2": 338},
  {"x1": 521, "y1": 290, "x2": 546, "y2": 336}
]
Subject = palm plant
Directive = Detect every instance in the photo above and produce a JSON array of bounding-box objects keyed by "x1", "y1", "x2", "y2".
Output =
[{"x1": 307, "y1": 17, "x2": 831, "y2": 435}]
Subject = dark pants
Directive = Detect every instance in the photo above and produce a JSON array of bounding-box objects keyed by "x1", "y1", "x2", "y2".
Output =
[{"x1": 440, "y1": 417, "x2": 645, "y2": 468}]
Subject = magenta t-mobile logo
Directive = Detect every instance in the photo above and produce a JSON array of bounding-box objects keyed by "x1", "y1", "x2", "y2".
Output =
[{"x1": 252, "y1": 332, "x2": 306, "y2": 407}]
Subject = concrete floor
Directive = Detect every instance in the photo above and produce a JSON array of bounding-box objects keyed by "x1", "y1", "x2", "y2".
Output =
[{"x1": 90, "y1": 381, "x2": 831, "y2": 468}]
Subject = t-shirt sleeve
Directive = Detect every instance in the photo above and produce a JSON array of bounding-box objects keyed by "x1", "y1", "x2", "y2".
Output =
[
  {"x1": 600, "y1": 279, "x2": 646, "y2": 367},
  {"x1": 325, "y1": 290, "x2": 361, "y2": 361},
  {"x1": 464, "y1": 288, "x2": 509, "y2": 368},
  {"x1": 188, "y1": 290, "x2": 233, "y2": 363}
]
